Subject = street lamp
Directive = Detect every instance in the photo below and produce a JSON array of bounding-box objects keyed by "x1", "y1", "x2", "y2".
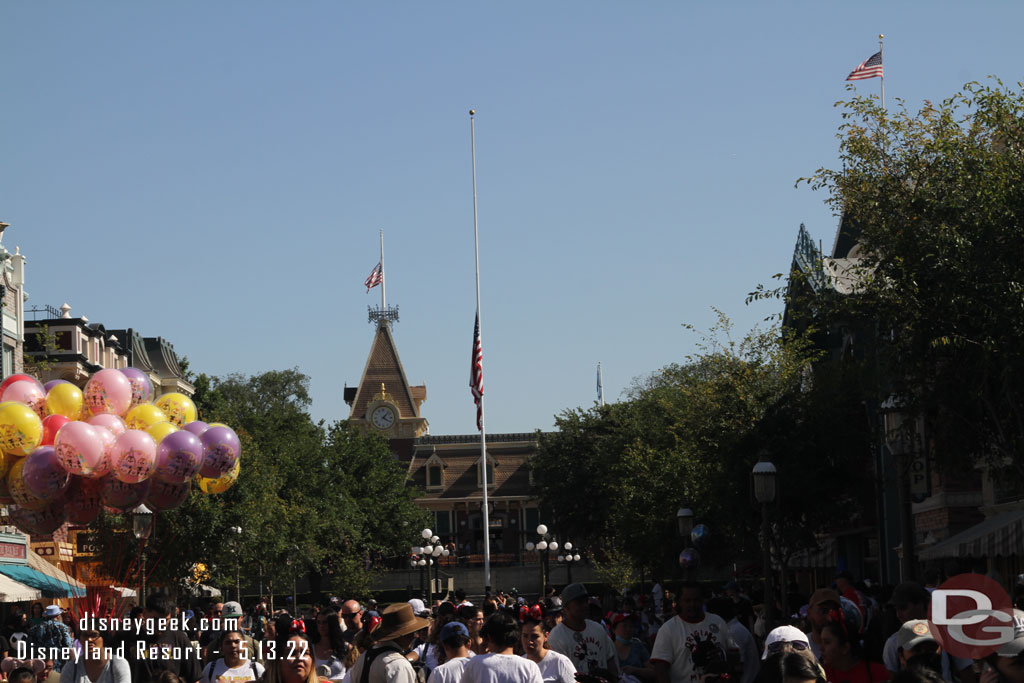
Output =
[
  {"x1": 229, "y1": 526, "x2": 242, "y2": 602},
  {"x1": 752, "y1": 457, "x2": 777, "y2": 631},
  {"x1": 526, "y1": 524, "x2": 562, "y2": 597},
  {"x1": 132, "y1": 504, "x2": 154, "y2": 605},
  {"x1": 557, "y1": 541, "x2": 580, "y2": 583},
  {"x1": 677, "y1": 507, "x2": 694, "y2": 538},
  {"x1": 416, "y1": 528, "x2": 433, "y2": 604}
]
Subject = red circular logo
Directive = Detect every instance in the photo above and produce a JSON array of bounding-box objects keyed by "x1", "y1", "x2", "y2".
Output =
[{"x1": 929, "y1": 573, "x2": 1014, "y2": 659}]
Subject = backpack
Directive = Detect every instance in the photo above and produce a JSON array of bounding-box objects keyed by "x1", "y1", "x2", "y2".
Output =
[{"x1": 359, "y1": 647, "x2": 426, "y2": 683}]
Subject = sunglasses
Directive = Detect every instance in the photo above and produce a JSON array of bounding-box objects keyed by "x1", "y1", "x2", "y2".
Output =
[{"x1": 767, "y1": 641, "x2": 809, "y2": 655}]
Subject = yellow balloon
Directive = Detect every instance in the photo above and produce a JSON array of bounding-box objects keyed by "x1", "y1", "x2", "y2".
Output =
[
  {"x1": 45, "y1": 383, "x2": 84, "y2": 420},
  {"x1": 125, "y1": 403, "x2": 169, "y2": 431},
  {"x1": 197, "y1": 457, "x2": 239, "y2": 494},
  {"x1": 154, "y1": 393, "x2": 197, "y2": 428},
  {"x1": 208, "y1": 422, "x2": 229, "y2": 429},
  {"x1": 7, "y1": 458, "x2": 47, "y2": 510},
  {"x1": 146, "y1": 421, "x2": 179, "y2": 444},
  {"x1": 0, "y1": 402, "x2": 43, "y2": 456}
]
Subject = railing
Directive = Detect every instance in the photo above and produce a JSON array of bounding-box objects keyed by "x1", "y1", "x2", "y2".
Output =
[{"x1": 26, "y1": 304, "x2": 62, "y2": 320}]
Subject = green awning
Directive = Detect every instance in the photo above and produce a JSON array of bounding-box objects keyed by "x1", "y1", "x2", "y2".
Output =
[{"x1": 0, "y1": 564, "x2": 85, "y2": 598}]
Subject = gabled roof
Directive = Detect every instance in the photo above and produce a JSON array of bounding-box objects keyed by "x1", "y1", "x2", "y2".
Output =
[{"x1": 350, "y1": 322, "x2": 421, "y2": 419}]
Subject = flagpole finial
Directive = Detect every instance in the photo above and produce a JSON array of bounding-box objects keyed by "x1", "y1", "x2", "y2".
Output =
[
  {"x1": 879, "y1": 33, "x2": 884, "y2": 39},
  {"x1": 469, "y1": 109, "x2": 475, "y2": 116}
]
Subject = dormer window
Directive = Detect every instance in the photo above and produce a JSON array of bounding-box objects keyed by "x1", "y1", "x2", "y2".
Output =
[
  {"x1": 424, "y1": 453, "x2": 445, "y2": 491},
  {"x1": 477, "y1": 454, "x2": 497, "y2": 489}
]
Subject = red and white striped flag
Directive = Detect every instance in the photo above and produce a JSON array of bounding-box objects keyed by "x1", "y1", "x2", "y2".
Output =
[
  {"x1": 846, "y1": 51, "x2": 883, "y2": 81},
  {"x1": 364, "y1": 262, "x2": 383, "y2": 292},
  {"x1": 470, "y1": 312, "x2": 484, "y2": 430}
]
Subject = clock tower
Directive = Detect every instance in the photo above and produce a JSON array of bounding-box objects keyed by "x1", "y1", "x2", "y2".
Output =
[{"x1": 344, "y1": 314, "x2": 428, "y2": 457}]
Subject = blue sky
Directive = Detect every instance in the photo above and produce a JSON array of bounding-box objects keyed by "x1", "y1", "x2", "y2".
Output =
[{"x1": 2, "y1": 2, "x2": 1020, "y2": 435}]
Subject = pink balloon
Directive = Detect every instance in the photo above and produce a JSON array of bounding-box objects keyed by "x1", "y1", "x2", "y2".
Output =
[
  {"x1": 92, "y1": 428, "x2": 114, "y2": 479},
  {"x1": 83, "y1": 369, "x2": 133, "y2": 417},
  {"x1": 155, "y1": 430, "x2": 203, "y2": 484},
  {"x1": 22, "y1": 446, "x2": 70, "y2": 500},
  {"x1": 100, "y1": 476, "x2": 151, "y2": 511},
  {"x1": 54, "y1": 422, "x2": 105, "y2": 476},
  {"x1": 111, "y1": 429, "x2": 156, "y2": 484},
  {"x1": 1, "y1": 381, "x2": 46, "y2": 419},
  {"x1": 145, "y1": 479, "x2": 191, "y2": 511},
  {"x1": 88, "y1": 414, "x2": 127, "y2": 437}
]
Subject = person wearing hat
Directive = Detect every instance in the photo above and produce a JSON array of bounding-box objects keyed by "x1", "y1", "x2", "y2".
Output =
[
  {"x1": 26, "y1": 606, "x2": 72, "y2": 673},
  {"x1": 895, "y1": 620, "x2": 942, "y2": 676},
  {"x1": 542, "y1": 597, "x2": 563, "y2": 633},
  {"x1": 882, "y1": 582, "x2": 975, "y2": 683},
  {"x1": 804, "y1": 588, "x2": 842, "y2": 661},
  {"x1": 202, "y1": 601, "x2": 259, "y2": 666},
  {"x1": 548, "y1": 583, "x2": 619, "y2": 679},
  {"x1": 426, "y1": 621, "x2": 473, "y2": 683},
  {"x1": 347, "y1": 603, "x2": 430, "y2": 683}
]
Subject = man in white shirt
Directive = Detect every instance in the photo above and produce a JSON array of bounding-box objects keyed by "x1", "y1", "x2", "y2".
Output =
[
  {"x1": 461, "y1": 612, "x2": 542, "y2": 683},
  {"x1": 347, "y1": 603, "x2": 431, "y2": 683},
  {"x1": 427, "y1": 621, "x2": 474, "y2": 683},
  {"x1": 651, "y1": 581, "x2": 737, "y2": 683},
  {"x1": 547, "y1": 583, "x2": 619, "y2": 679},
  {"x1": 707, "y1": 598, "x2": 758, "y2": 683}
]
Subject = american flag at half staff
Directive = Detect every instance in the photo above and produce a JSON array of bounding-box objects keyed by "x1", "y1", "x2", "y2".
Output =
[
  {"x1": 470, "y1": 312, "x2": 484, "y2": 431},
  {"x1": 364, "y1": 262, "x2": 383, "y2": 292},
  {"x1": 847, "y1": 51, "x2": 883, "y2": 81}
]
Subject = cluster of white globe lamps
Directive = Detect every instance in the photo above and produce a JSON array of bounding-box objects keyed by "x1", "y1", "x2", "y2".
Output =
[
  {"x1": 410, "y1": 528, "x2": 451, "y2": 567},
  {"x1": 525, "y1": 524, "x2": 581, "y2": 563}
]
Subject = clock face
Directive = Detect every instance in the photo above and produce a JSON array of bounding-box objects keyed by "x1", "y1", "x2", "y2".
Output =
[{"x1": 371, "y1": 406, "x2": 396, "y2": 430}]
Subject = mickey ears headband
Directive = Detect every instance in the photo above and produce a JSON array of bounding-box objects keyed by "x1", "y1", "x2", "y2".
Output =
[
  {"x1": 519, "y1": 604, "x2": 544, "y2": 622},
  {"x1": 289, "y1": 619, "x2": 306, "y2": 635}
]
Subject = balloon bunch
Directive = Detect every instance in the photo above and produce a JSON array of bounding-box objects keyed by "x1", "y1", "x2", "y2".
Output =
[{"x1": 0, "y1": 369, "x2": 242, "y2": 536}]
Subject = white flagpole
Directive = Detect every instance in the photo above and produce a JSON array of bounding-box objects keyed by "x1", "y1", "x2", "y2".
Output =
[
  {"x1": 879, "y1": 34, "x2": 885, "y2": 112},
  {"x1": 598, "y1": 362, "x2": 605, "y2": 406},
  {"x1": 470, "y1": 109, "x2": 492, "y2": 598},
  {"x1": 380, "y1": 230, "x2": 386, "y2": 313}
]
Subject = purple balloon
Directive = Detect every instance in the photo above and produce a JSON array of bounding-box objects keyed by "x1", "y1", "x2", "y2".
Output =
[
  {"x1": 9, "y1": 502, "x2": 66, "y2": 536},
  {"x1": 43, "y1": 379, "x2": 71, "y2": 393},
  {"x1": 65, "y1": 476, "x2": 103, "y2": 525},
  {"x1": 100, "y1": 476, "x2": 151, "y2": 512},
  {"x1": 182, "y1": 420, "x2": 209, "y2": 438},
  {"x1": 155, "y1": 430, "x2": 203, "y2": 484},
  {"x1": 119, "y1": 368, "x2": 154, "y2": 408},
  {"x1": 145, "y1": 479, "x2": 191, "y2": 511},
  {"x1": 22, "y1": 446, "x2": 71, "y2": 499},
  {"x1": 199, "y1": 426, "x2": 241, "y2": 478}
]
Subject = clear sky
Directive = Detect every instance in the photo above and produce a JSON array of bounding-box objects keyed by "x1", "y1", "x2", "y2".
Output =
[{"x1": 2, "y1": 2, "x2": 1021, "y2": 435}]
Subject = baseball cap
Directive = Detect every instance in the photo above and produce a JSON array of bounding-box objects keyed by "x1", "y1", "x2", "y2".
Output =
[
  {"x1": 997, "y1": 609, "x2": 1024, "y2": 657},
  {"x1": 222, "y1": 601, "x2": 243, "y2": 619},
  {"x1": 610, "y1": 612, "x2": 635, "y2": 627},
  {"x1": 561, "y1": 583, "x2": 588, "y2": 604},
  {"x1": 762, "y1": 625, "x2": 810, "y2": 660},
  {"x1": 440, "y1": 621, "x2": 469, "y2": 641},
  {"x1": 809, "y1": 589, "x2": 841, "y2": 608},
  {"x1": 898, "y1": 620, "x2": 937, "y2": 651},
  {"x1": 407, "y1": 598, "x2": 429, "y2": 617}
]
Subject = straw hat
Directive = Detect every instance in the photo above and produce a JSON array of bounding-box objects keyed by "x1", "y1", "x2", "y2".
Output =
[{"x1": 372, "y1": 603, "x2": 431, "y2": 642}]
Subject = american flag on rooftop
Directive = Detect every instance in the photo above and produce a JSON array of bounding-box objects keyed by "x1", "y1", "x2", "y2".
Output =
[{"x1": 847, "y1": 51, "x2": 883, "y2": 81}]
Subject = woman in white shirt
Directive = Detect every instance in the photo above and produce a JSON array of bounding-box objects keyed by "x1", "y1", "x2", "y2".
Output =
[
  {"x1": 462, "y1": 612, "x2": 542, "y2": 683},
  {"x1": 519, "y1": 605, "x2": 576, "y2": 683}
]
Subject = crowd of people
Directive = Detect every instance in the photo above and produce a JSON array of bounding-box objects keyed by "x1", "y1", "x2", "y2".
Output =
[{"x1": 0, "y1": 569, "x2": 1020, "y2": 683}]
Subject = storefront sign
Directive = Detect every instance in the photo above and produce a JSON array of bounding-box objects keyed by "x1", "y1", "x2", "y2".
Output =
[{"x1": 0, "y1": 542, "x2": 27, "y2": 561}]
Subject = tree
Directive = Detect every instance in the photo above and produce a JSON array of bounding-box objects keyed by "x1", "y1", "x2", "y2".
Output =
[
  {"x1": 532, "y1": 314, "x2": 872, "y2": 581},
  {"x1": 801, "y1": 79, "x2": 1024, "y2": 475}
]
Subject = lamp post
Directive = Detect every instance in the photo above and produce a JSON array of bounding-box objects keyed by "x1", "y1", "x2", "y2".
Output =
[
  {"x1": 752, "y1": 457, "x2": 777, "y2": 631},
  {"x1": 556, "y1": 542, "x2": 580, "y2": 583},
  {"x1": 132, "y1": 504, "x2": 154, "y2": 605},
  {"x1": 290, "y1": 544, "x2": 299, "y2": 611},
  {"x1": 526, "y1": 524, "x2": 558, "y2": 597},
  {"x1": 229, "y1": 526, "x2": 242, "y2": 602}
]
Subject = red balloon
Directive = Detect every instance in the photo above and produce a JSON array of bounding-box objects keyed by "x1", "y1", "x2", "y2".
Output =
[
  {"x1": 41, "y1": 414, "x2": 71, "y2": 447},
  {"x1": 0, "y1": 374, "x2": 42, "y2": 396}
]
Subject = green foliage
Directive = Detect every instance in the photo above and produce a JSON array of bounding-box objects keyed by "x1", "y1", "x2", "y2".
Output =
[
  {"x1": 532, "y1": 313, "x2": 872, "y2": 577},
  {"x1": 800, "y1": 78, "x2": 1024, "y2": 472},
  {"x1": 95, "y1": 368, "x2": 426, "y2": 601}
]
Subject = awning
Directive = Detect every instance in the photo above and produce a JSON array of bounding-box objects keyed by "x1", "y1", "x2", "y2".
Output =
[
  {"x1": 0, "y1": 564, "x2": 83, "y2": 598},
  {"x1": 110, "y1": 585, "x2": 137, "y2": 598},
  {"x1": 27, "y1": 551, "x2": 86, "y2": 595},
  {"x1": 0, "y1": 572, "x2": 42, "y2": 602},
  {"x1": 919, "y1": 509, "x2": 1024, "y2": 560}
]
